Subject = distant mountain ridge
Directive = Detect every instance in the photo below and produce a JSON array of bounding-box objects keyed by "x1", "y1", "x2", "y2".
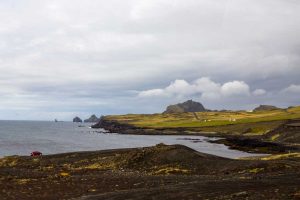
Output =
[{"x1": 163, "y1": 100, "x2": 206, "y2": 114}]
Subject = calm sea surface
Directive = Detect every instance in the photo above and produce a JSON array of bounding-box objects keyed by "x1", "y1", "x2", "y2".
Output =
[{"x1": 0, "y1": 120, "x2": 265, "y2": 158}]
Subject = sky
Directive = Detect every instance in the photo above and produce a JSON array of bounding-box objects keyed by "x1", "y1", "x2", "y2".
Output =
[{"x1": 0, "y1": 0, "x2": 299, "y2": 120}]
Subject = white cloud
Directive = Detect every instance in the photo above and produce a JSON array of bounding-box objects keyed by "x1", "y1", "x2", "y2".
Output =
[
  {"x1": 138, "y1": 89, "x2": 166, "y2": 97},
  {"x1": 165, "y1": 80, "x2": 195, "y2": 96},
  {"x1": 193, "y1": 77, "x2": 221, "y2": 93},
  {"x1": 282, "y1": 84, "x2": 300, "y2": 93},
  {"x1": 138, "y1": 78, "x2": 253, "y2": 99},
  {"x1": 220, "y1": 81, "x2": 250, "y2": 97},
  {"x1": 253, "y1": 89, "x2": 266, "y2": 96}
]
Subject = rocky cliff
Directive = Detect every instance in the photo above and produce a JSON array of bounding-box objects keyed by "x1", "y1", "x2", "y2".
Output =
[
  {"x1": 91, "y1": 117, "x2": 139, "y2": 133},
  {"x1": 91, "y1": 117, "x2": 185, "y2": 135}
]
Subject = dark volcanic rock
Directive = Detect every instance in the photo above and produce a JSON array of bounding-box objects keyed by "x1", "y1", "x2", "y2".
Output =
[
  {"x1": 92, "y1": 117, "x2": 137, "y2": 133},
  {"x1": 92, "y1": 117, "x2": 166, "y2": 134},
  {"x1": 84, "y1": 114, "x2": 100, "y2": 123},
  {"x1": 211, "y1": 137, "x2": 297, "y2": 153},
  {"x1": 1, "y1": 144, "x2": 300, "y2": 200},
  {"x1": 163, "y1": 100, "x2": 206, "y2": 114},
  {"x1": 73, "y1": 116, "x2": 82, "y2": 123},
  {"x1": 253, "y1": 105, "x2": 281, "y2": 112},
  {"x1": 264, "y1": 119, "x2": 300, "y2": 144}
]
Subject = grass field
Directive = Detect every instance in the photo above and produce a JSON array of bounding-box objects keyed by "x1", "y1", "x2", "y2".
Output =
[{"x1": 104, "y1": 106, "x2": 300, "y2": 135}]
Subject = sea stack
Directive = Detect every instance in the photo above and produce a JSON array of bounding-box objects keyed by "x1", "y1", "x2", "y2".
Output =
[
  {"x1": 73, "y1": 116, "x2": 82, "y2": 123},
  {"x1": 163, "y1": 100, "x2": 206, "y2": 114}
]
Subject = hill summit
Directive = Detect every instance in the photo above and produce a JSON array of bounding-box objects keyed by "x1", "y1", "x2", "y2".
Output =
[
  {"x1": 253, "y1": 105, "x2": 281, "y2": 112},
  {"x1": 163, "y1": 100, "x2": 206, "y2": 114}
]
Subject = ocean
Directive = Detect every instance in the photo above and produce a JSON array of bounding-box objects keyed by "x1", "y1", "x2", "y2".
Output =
[{"x1": 0, "y1": 120, "x2": 264, "y2": 158}]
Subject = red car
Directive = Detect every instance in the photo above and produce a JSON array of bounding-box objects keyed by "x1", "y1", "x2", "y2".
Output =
[{"x1": 30, "y1": 151, "x2": 42, "y2": 156}]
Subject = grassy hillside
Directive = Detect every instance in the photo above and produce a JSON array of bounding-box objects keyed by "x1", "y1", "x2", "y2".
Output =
[{"x1": 104, "y1": 106, "x2": 300, "y2": 135}]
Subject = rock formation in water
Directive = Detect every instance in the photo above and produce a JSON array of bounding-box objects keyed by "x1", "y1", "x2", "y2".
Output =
[
  {"x1": 84, "y1": 114, "x2": 100, "y2": 123},
  {"x1": 163, "y1": 100, "x2": 206, "y2": 114},
  {"x1": 253, "y1": 105, "x2": 281, "y2": 112},
  {"x1": 73, "y1": 116, "x2": 83, "y2": 123}
]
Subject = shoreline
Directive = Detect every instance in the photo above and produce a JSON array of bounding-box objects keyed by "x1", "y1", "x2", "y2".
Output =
[{"x1": 91, "y1": 118, "x2": 299, "y2": 154}]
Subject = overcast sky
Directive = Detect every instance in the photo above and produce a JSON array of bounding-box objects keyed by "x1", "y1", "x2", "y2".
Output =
[{"x1": 0, "y1": 0, "x2": 299, "y2": 120}]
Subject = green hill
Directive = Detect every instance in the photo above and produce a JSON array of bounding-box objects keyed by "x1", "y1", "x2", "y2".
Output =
[{"x1": 102, "y1": 106, "x2": 300, "y2": 136}]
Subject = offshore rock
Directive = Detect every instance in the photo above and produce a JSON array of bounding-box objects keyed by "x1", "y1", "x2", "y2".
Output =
[{"x1": 73, "y1": 116, "x2": 83, "y2": 123}]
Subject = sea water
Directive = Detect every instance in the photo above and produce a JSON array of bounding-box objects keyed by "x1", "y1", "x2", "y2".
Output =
[{"x1": 0, "y1": 120, "x2": 265, "y2": 158}]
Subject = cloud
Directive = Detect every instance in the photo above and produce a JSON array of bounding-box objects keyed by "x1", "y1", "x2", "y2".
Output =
[
  {"x1": 0, "y1": 0, "x2": 299, "y2": 119},
  {"x1": 138, "y1": 89, "x2": 166, "y2": 97},
  {"x1": 220, "y1": 81, "x2": 250, "y2": 97},
  {"x1": 139, "y1": 77, "x2": 255, "y2": 99},
  {"x1": 282, "y1": 84, "x2": 300, "y2": 93},
  {"x1": 253, "y1": 89, "x2": 267, "y2": 96},
  {"x1": 165, "y1": 80, "x2": 196, "y2": 96},
  {"x1": 138, "y1": 80, "x2": 194, "y2": 97}
]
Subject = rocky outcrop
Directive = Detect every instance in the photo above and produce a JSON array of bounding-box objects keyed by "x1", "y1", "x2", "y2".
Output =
[
  {"x1": 253, "y1": 105, "x2": 281, "y2": 112},
  {"x1": 163, "y1": 100, "x2": 206, "y2": 114},
  {"x1": 264, "y1": 119, "x2": 300, "y2": 144},
  {"x1": 73, "y1": 116, "x2": 82, "y2": 123},
  {"x1": 84, "y1": 114, "x2": 100, "y2": 123},
  {"x1": 91, "y1": 117, "x2": 184, "y2": 135},
  {"x1": 92, "y1": 117, "x2": 139, "y2": 133},
  {"x1": 211, "y1": 137, "x2": 295, "y2": 153}
]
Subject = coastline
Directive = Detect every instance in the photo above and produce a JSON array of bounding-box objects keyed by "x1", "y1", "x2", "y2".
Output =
[
  {"x1": 91, "y1": 118, "x2": 299, "y2": 154},
  {"x1": 1, "y1": 117, "x2": 299, "y2": 199},
  {"x1": 0, "y1": 120, "x2": 273, "y2": 159},
  {"x1": 91, "y1": 117, "x2": 222, "y2": 136}
]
